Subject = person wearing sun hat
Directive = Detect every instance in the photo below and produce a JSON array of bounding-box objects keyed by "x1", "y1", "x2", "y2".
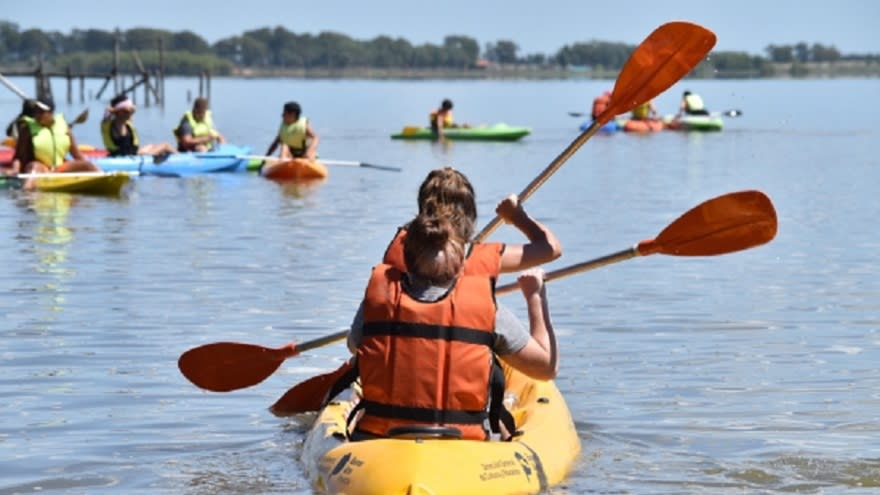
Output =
[
  {"x1": 4, "y1": 98, "x2": 100, "y2": 177},
  {"x1": 101, "y1": 94, "x2": 175, "y2": 162}
]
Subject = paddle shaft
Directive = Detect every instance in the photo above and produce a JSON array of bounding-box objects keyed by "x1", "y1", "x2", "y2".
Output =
[
  {"x1": 0, "y1": 72, "x2": 28, "y2": 100},
  {"x1": 297, "y1": 330, "x2": 349, "y2": 353},
  {"x1": 292, "y1": 248, "x2": 640, "y2": 351},
  {"x1": 475, "y1": 120, "x2": 604, "y2": 241},
  {"x1": 495, "y1": 246, "x2": 637, "y2": 294},
  {"x1": 238, "y1": 155, "x2": 400, "y2": 171}
]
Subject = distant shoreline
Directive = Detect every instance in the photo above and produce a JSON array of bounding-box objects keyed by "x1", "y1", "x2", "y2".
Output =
[{"x1": 227, "y1": 61, "x2": 880, "y2": 80}]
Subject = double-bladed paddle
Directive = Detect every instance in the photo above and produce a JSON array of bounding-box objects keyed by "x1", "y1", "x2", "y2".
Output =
[
  {"x1": 569, "y1": 109, "x2": 742, "y2": 118},
  {"x1": 179, "y1": 20, "x2": 718, "y2": 411},
  {"x1": 474, "y1": 21, "x2": 716, "y2": 242},
  {"x1": 178, "y1": 190, "x2": 778, "y2": 413}
]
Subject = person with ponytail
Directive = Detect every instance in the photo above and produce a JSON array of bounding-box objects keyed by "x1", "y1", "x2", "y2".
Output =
[{"x1": 346, "y1": 210, "x2": 557, "y2": 440}]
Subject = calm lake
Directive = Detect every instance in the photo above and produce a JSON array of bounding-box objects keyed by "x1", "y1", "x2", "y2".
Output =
[{"x1": 1, "y1": 75, "x2": 878, "y2": 494}]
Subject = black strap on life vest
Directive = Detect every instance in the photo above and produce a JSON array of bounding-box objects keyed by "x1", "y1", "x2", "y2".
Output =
[
  {"x1": 488, "y1": 357, "x2": 518, "y2": 438},
  {"x1": 321, "y1": 358, "x2": 360, "y2": 409},
  {"x1": 361, "y1": 321, "x2": 496, "y2": 347}
]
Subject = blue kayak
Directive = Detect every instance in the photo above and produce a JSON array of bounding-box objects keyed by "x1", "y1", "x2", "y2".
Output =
[
  {"x1": 579, "y1": 118, "x2": 622, "y2": 133},
  {"x1": 93, "y1": 144, "x2": 251, "y2": 177}
]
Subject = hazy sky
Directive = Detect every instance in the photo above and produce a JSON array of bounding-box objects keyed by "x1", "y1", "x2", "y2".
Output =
[{"x1": 5, "y1": 0, "x2": 878, "y2": 56}]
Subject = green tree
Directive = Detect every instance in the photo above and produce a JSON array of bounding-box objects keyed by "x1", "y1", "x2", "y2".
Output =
[
  {"x1": 18, "y1": 28, "x2": 52, "y2": 60},
  {"x1": 486, "y1": 40, "x2": 518, "y2": 64},
  {"x1": 171, "y1": 30, "x2": 210, "y2": 53},
  {"x1": 765, "y1": 44, "x2": 793, "y2": 63}
]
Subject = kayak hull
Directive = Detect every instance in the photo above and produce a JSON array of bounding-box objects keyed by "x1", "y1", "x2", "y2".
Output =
[
  {"x1": 92, "y1": 144, "x2": 251, "y2": 176},
  {"x1": 302, "y1": 363, "x2": 580, "y2": 495},
  {"x1": 261, "y1": 158, "x2": 329, "y2": 180},
  {"x1": 391, "y1": 124, "x2": 530, "y2": 141},
  {"x1": 664, "y1": 114, "x2": 724, "y2": 131},
  {"x1": 579, "y1": 118, "x2": 624, "y2": 133},
  {"x1": 29, "y1": 172, "x2": 132, "y2": 195},
  {"x1": 620, "y1": 118, "x2": 664, "y2": 133}
]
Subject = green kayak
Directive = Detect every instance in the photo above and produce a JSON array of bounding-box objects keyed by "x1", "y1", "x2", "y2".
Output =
[
  {"x1": 663, "y1": 114, "x2": 724, "y2": 132},
  {"x1": 391, "y1": 123, "x2": 530, "y2": 141}
]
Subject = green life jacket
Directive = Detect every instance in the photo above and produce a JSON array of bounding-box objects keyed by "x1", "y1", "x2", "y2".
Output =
[
  {"x1": 25, "y1": 113, "x2": 70, "y2": 168},
  {"x1": 101, "y1": 118, "x2": 139, "y2": 154},
  {"x1": 174, "y1": 110, "x2": 216, "y2": 140},
  {"x1": 278, "y1": 116, "x2": 309, "y2": 154}
]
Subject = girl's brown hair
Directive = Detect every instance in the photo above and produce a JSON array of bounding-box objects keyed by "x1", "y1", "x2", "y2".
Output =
[
  {"x1": 403, "y1": 212, "x2": 465, "y2": 286},
  {"x1": 416, "y1": 167, "x2": 476, "y2": 241}
]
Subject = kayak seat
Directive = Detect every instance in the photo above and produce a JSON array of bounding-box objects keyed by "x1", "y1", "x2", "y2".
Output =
[{"x1": 386, "y1": 425, "x2": 463, "y2": 440}]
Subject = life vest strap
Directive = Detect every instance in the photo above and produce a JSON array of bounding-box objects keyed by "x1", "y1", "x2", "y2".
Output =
[
  {"x1": 359, "y1": 399, "x2": 488, "y2": 425},
  {"x1": 362, "y1": 321, "x2": 495, "y2": 347}
]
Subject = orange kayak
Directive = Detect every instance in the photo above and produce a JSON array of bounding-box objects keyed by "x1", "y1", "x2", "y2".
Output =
[{"x1": 261, "y1": 159, "x2": 328, "y2": 180}]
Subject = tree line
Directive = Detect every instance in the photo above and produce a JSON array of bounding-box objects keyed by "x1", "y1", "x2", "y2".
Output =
[{"x1": 0, "y1": 20, "x2": 876, "y2": 77}]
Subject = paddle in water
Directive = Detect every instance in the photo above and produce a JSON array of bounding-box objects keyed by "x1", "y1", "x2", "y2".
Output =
[
  {"x1": 178, "y1": 330, "x2": 347, "y2": 392},
  {"x1": 267, "y1": 190, "x2": 778, "y2": 415},
  {"x1": 475, "y1": 21, "x2": 716, "y2": 242}
]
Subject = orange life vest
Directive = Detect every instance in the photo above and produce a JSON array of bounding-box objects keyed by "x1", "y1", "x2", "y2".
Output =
[
  {"x1": 356, "y1": 264, "x2": 497, "y2": 440},
  {"x1": 382, "y1": 227, "x2": 503, "y2": 277}
]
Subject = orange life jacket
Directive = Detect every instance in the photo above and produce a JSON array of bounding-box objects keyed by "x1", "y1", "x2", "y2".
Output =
[
  {"x1": 356, "y1": 264, "x2": 497, "y2": 440},
  {"x1": 382, "y1": 227, "x2": 503, "y2": 277}
]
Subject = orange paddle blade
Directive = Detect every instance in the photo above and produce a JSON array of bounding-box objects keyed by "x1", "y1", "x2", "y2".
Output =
[
  {"x1": 600, "y1": 21, "x2": 717, "y2": 123},
  {"x1": 474, "y1": 22, "x2": 716, "y2": 242},
  {"x1": 269, "y1": 360, "x2": 355, "y2": 416},
  {"x1": 178, "y1": 342, "x2": 298, "y2": 392},
  {"x1": 639, "y1": 190, "x2": 777, "y2": 256}
]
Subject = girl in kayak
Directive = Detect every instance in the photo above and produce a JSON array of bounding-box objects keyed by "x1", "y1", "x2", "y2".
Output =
[
  {"x1": 347, "y1": 209, "x2": 558, "y2": 440},
  {"x1": 101, "y1": 95, "x2": 175, "y2": 161},
  {"x1": 4, "y1": 98, "x2": 101, "y2": 183},
  {"x1": 429, "y1": 99, "x2": 470, "y2": 140},
  {"x1": 342, "y1": 167, "x2": 562, "y2": 440}
]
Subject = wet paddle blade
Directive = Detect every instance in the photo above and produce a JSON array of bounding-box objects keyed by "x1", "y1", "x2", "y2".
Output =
[
  {"x1": 639, "y1": 190, "x2": 778, "y2": 256},
  {"x1": 178, "y1": 342, "x2": 296, "y2": 392},
  {"x1": 599, "y1": 21, "x2": 716, "y2": 123},
  {"x1": 269, "y1": 360, "x2": 355, "y2": 416}
]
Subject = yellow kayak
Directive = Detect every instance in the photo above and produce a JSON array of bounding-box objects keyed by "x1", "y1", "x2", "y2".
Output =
[
  {"x1": 301, "y1": 363, "x2": 581, "y2": 495},
  {"x1": 26, "y1": 172, "x2": 133, "y2": 196}
]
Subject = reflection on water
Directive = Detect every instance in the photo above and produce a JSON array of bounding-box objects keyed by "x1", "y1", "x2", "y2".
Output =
[{"x1": 26, "y1": 192, "x2": 76, "y2": 314}]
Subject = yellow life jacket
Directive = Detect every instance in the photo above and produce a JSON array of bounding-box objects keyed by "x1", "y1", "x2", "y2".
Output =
[
  {"x1": 278, "y1": 116, "x2": 309, "y2": 153},
  {"x1": 174, "y1": 110, "x2": 215, "y2": 140},
  {"x1": 429, "y1": 109, "x2": 454, "y2": 127},
  {"x1": 631, "y1": 102, "x2": 651, "y2": 120},
  {"x1": 25, "y1": 114, "x2": 70, "y2": 168},
  {"x1": 684, "y1": 93, "x2": 706, "y2": 112},
  {"x1": 100, "y1": 118, "x2": 139, "y2": 155}
]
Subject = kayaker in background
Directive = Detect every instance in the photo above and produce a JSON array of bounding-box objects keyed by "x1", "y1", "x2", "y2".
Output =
[
  {"x1": 630, "y1": 99, "x2": 658, "y2": 121},
  {"x1": 591, "y1": 90, "x2": 612, "y2": 120},
  {"x1": 678, "y1": 90, "x2": 710, "y2": 116},
  {"x1": 3, "y1": 98, "x2": 101, "y2": 181},
  {"x1": 263, "y1": 101, "x2": 320, "y2": 161},
  {"x1": 174, "y1": 97, "x2": 226, "y2": 152},
  {"x1": 346, "y1": 210, "x2": 557, "y2": 441},
  {"x1": 429, "y1": 99, "x2": 470, "y2": 140},
  {"x1": 101, "y1": 95, "x2": 175, "y2": 161}
]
